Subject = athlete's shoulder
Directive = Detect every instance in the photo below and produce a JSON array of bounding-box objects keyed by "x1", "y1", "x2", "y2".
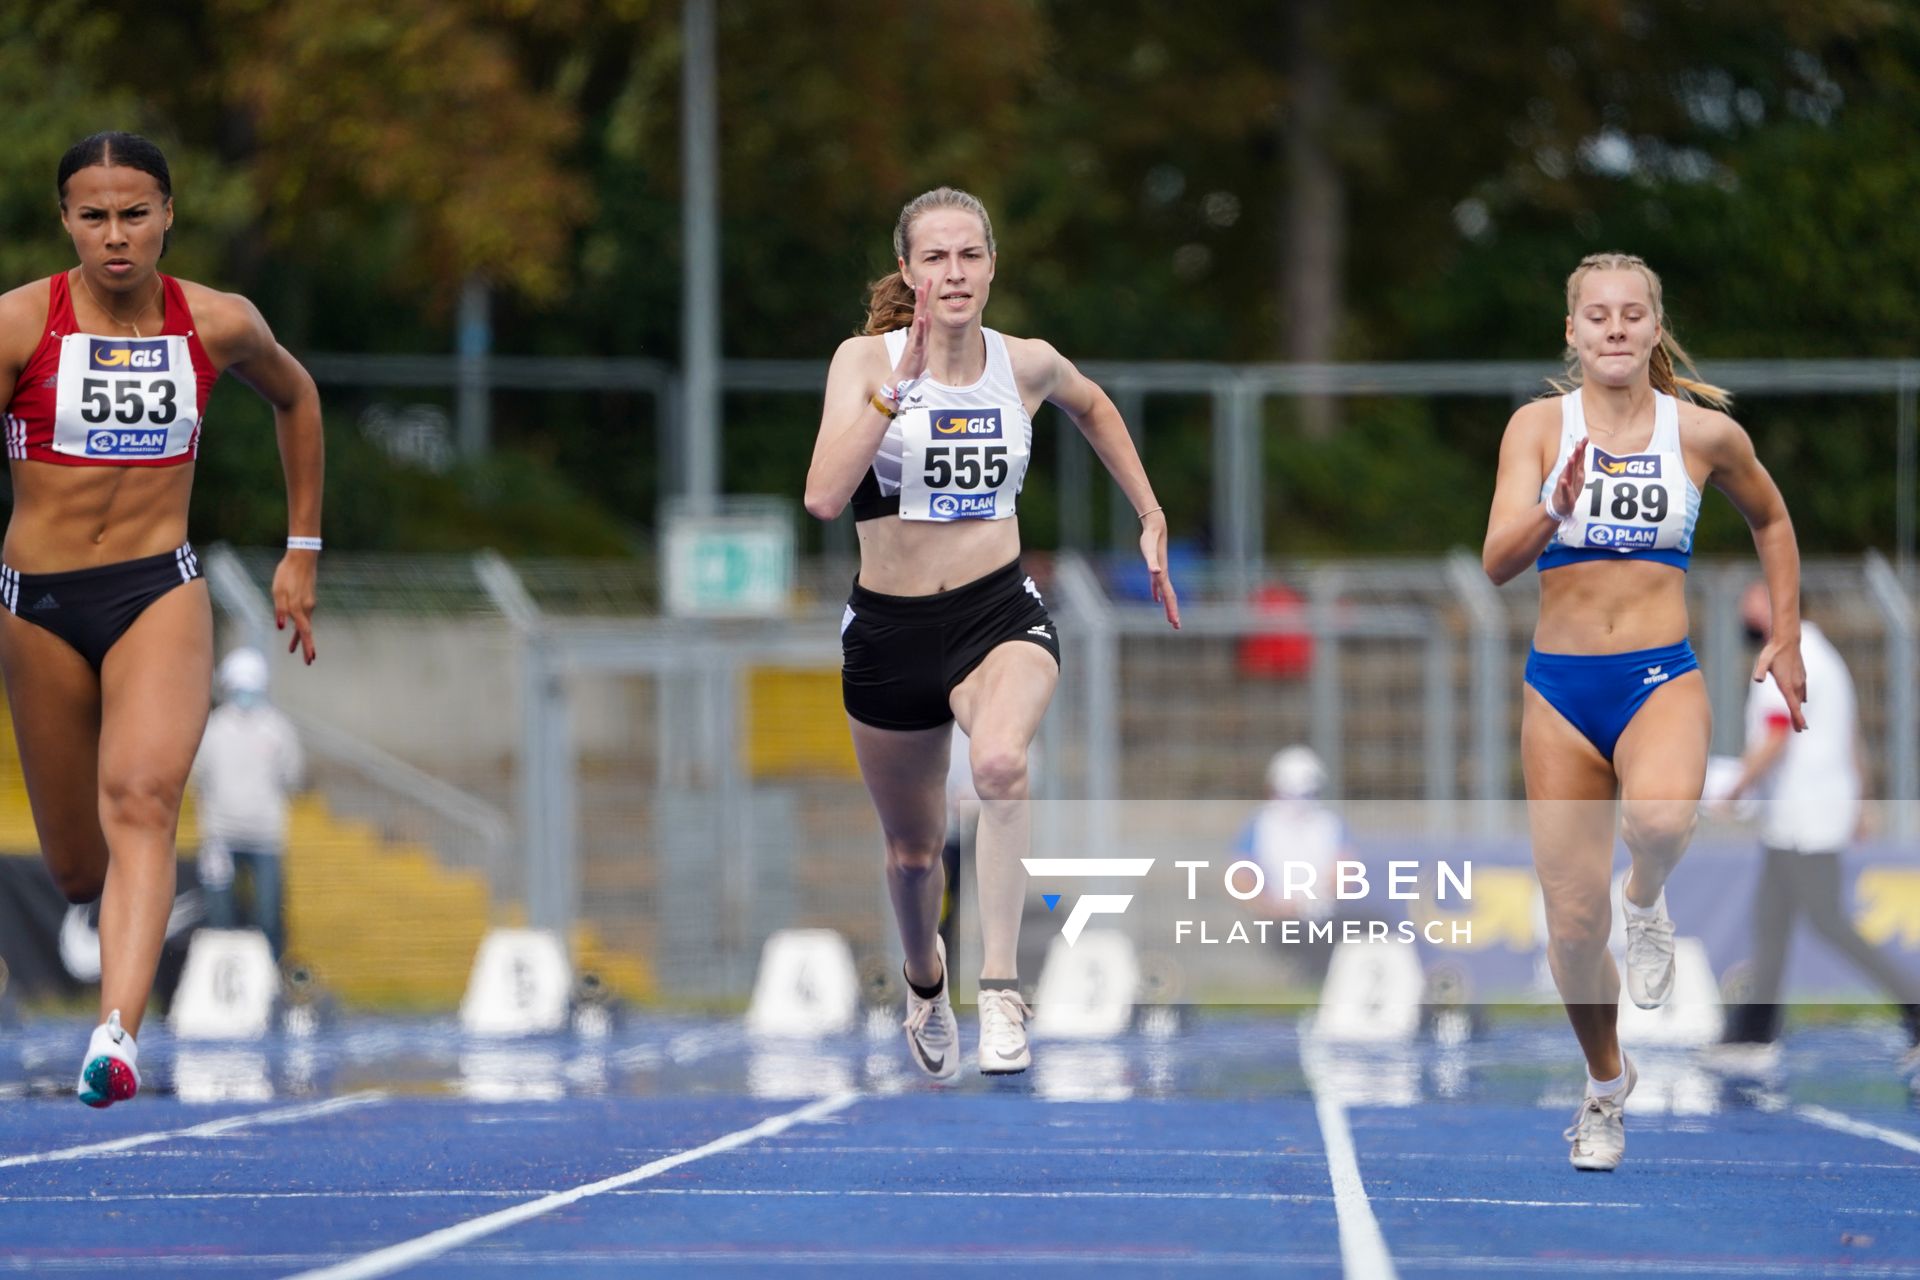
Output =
[
  {"x1": 173, "y1": 278, "x2": 263, "y2": 340},
  {"x1": 1675, "y1": 396, "x2": 1740, "y2": 439},
  {"x1": 0, "y1": 276, "x2": 53, "y2": 336},
  {"x1": 829, "y1": 331, "x2": 892, "y2": 371},
  {"x1": 1502, "y1": 393, "x2": 1562, "y2": 438}
]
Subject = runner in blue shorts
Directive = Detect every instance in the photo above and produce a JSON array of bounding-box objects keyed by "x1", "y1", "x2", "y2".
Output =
[{"x1": 1482, "y1": 253, "x2": 1805, "y2": 1170}]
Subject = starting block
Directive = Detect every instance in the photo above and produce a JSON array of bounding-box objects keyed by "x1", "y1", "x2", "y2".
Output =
[
  {"x1": 746, "y1": 928, "x2": 860, "y2": 1037},
  {"x1": 169, "y1": 929, "x2": 280, "y2": 1040},
  {"x1": 1308, "y1": 938, "x2": 1425, "y2": 1043},
  {"x1": 1033, "y1": 930, "x2": 1139, "y2": 1040},
  {"x1": 460, "y1": 928, "x2": 572, "y2": 1036}
]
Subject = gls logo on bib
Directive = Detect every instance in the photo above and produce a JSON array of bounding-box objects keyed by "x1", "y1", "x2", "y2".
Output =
[
  {"x1": 1592, "y1": 449, "x2": 1659, "y2": 479},
  {"x1": 931, "y1": 409, "x2": 1002, "y2": 439},
  {"x1": 90, "y1": 338, "x2": 170, "y2": 372},
  {"x1": 930, "y1": 493, "x2": 997, "y2": 519}
]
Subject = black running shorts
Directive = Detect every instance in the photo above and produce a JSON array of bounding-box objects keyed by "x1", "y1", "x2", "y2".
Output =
[
  {"x1": 0, "y1": 543, "x2": 203, "y2": 671},
  {"x1": 840, "y1": 559, "x2": 1062, "y2": 731}
]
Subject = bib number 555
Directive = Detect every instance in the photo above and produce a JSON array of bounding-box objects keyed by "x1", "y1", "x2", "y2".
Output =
[{"x1": 925, "y1": 444, "x2": 1008, "y2": 490}]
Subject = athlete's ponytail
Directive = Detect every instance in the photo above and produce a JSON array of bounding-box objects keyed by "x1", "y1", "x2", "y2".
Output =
[
  {"x1": 1555, "y1": 252, "x2": 1731, "y2": 409},
  {"x1": 859, "y1": 186, "x2": 997, "y2": 336},
  {"x1": 862, "y1": 271, "x2": 917, "y2": 336}
]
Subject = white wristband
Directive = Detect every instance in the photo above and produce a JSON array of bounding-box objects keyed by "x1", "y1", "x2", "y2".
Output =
[
  {"x1": 882, "y1": 372, "x2": 928, "y2": 407},
  {"x1": 287, "y1": 536, "x2": 323, "y2": 552}
]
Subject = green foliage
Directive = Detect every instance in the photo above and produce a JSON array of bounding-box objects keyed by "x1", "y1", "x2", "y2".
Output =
[{"x1": 6, "y1": 0, "x2": 1920, "y2": 554}]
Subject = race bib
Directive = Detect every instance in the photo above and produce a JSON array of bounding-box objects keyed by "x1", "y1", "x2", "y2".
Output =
[
  {"x1": 897, "y1": 405, "x2": 1028, "y2": 522},
  {"x1": 51, "y1": 333, "x2": 199, "y2": 460},
  {"x1": 1558, "y1": 446, "x2": 1689, "y2": 553}
]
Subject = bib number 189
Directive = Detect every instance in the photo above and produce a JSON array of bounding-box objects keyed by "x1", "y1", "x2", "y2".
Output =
[{"x1": 1583, "y1": 477, "x2": 1667, "y2": 523}]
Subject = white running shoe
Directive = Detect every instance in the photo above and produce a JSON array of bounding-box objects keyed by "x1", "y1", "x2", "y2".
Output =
[
  {"x1": 902, "y1": 937, "x2": 960, "y2": 1081},
  {"x1": 1623, "y1": 899, "x2": 1677, "y2": 1010},
  {"x1": 1565, "y1": 1055, "x2": 1637, "y2": 1172},
  {"x1": 977, "y1": 986, "x2": 1033, "y2": 1075},
  {"x1": 77, "y1": 1010, "x2": 139, "y2": 1109}
]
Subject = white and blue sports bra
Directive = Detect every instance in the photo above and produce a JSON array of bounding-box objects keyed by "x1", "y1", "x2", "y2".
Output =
[
  {"x1": 849, "y1": 326, "x2": 1033, "y2": 523},
  {"x1": 1538, "y1": 388, "x2": 1701, "y2": 572}
]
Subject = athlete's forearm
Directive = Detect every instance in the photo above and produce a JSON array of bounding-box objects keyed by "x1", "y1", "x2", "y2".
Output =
[
  {"x1": 804, "y1": 400, "x2": 895, "y2": 520},
  {"x1": 1750, "y1": 511, "x2": 1801, "y2": 643},
  {"x1": 1073, "y1": 391, "x2": 1160, "y2": 518},
  {"x1": 275, "y1": 382, "x2": 325, "y2": 538},
  {"x1": 1482, "y1": 504, "x2": 1562, "y2": 586}
]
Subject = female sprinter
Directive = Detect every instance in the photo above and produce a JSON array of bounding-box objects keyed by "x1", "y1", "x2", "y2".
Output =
[
  {"x1": 806, "y1": 187, "x2": 1178, "y2": 1078},
  {"x1": 0, "y1": 132, "x2": 323, "y2": 1106},
  {"x1": 1483, "y1": 252, "x2": 1803, "y2": 1169}
]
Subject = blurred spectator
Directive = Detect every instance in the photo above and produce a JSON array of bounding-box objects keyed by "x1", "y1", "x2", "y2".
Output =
[
  {"x1": 1714, "y1": 584, "x2": 1920, "y2": 1065},
  {"x1": 1236, "y1": 745, "x2": 1352, "y2": 984},
  {"x1": 192, "y1": 648, "x2": 303, "y2": 960}
]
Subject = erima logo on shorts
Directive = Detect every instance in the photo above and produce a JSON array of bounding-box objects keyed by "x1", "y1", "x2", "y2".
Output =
[
  {"x1": 1584, "y1": 523, "x2": 1658, "y2": 550},
  {"x1": 1592, "y1": 449, "x2": 1659, "y2": 478},
  {"x1": 89, "y1": 338, "x2": 170, "y2": 371},
  {"x1": 86, "y1": 429, "x2": 168, "y2": 457},
  {"x1": 930, "y1": 409, "x2": 1002, "y2": 439},
  {"x1": 929, "y1": 492, "x2": 997, "y2": 518}
]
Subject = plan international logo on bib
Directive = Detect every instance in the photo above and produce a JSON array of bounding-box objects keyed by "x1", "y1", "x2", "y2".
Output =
[
  {"x1": 1584, "y1": 523, "x2": 1658, "y2": 550},
  {"x1": 86, "y1": 429, "x2": 168, "y2": 457},
  {"x1": 929, "y1": 492, "x2": 997, "y2": 518},
  {"x1": 89, "y1": 338, "x2": 170, "y2": 371}
]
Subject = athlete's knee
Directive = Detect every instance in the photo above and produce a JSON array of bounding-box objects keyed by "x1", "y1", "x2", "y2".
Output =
[
  {"x1": 1544, "y1": 903, "x2": 1612, "y2": 958},
  {"x1": 50, "y1": 862, "x2": 105, "y2": 904},
  {"x1": 98, "y1": 771, "x2": 184, "y2": 833},
  {"x1": 1620, "y1": 799, "x2": 1697, "y2": 855},
  {"x1": 884, "y1": 833, "x2": 945, "y2": 875},
  {"x1": 969, "y1": 743, "x2": 1030, "y2": 802}
]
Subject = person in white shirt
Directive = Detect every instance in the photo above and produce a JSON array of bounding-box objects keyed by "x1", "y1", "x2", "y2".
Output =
[
  {"x1": 191, "y1": 647, "x2": 303, "y2": 959},
  {"x1": 1238, "y1": 746, "x2": 1351, "y2": 984},
  {"x1": 1718, "y1": 582, "x2": 1920, "y2": 1056}
]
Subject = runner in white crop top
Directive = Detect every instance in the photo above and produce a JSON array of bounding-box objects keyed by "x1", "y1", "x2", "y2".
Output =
[{"x1": 805, "y1": 187, "x2": 1180, "y2": 1082}]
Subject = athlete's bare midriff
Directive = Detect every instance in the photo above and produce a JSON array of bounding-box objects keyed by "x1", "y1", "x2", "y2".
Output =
[
  {"x1": 854, "y1": 514, "x2": 1023, "y2": 596},
  {"x1": 3, "y1": 458, "x2": 194, "y2": 572},
  {"x1": 1534, "y1": 558, "x2": 1691, "y2": 655}
]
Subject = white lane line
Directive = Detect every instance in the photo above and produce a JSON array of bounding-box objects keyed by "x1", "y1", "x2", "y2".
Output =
[
  {"x1": 1795, "y1": 1104, "x2": 1920, "y2": 1156},
  {"x1": 0, "y1": 1092, "x2": 387, "y2": 1169},
  {"x1": 281, "y1": 1091, "x2": 860, "y2": 1280},
  {"x1": 1302, "y1": 1045, "x2": 1399, "y2": 1280},
  {"x1": 0, "y1": 1187, "x2": 1644, "y2": 1209}
]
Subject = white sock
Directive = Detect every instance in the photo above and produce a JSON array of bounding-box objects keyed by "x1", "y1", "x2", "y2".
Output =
[
  {"x1": 1587, "y1": 1068, "x2": 1627, "y2": 1097},
  {"x1": 1623, "y1": 886, "x2": 1666, "y2": 920}
]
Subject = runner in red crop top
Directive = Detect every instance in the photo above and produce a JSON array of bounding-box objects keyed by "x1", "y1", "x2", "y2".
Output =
[{"x1": 0, "y1": 131, "x2": 325, "y2": 1107}]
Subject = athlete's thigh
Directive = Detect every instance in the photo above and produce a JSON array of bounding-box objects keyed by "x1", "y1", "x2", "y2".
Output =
[
  {"x1": 96, "y1": 581, "x2": 213, "y2": 804},
  {"x1": 1521, "y1": 685, "x2": 1618, "y2": 924},
  {"x1": 948, "y1": 640, "x2": 1058, "y2": 751},
  {"x1": 0, "y1": 611, "x2": 107, "y2": 876},
  {"x1": 1612, "y1": 670, "x2": 1710, "y2": 806},
  {"x1": 848, "y1": 717, "x2": 953, "y2": 849}
]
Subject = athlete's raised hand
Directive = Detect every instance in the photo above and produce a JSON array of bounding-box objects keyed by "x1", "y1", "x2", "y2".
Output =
[
  {"x1": 1753, "y1": 634, "x2": 1808, "y2": 732},
  {"x1": 887, "y1": 274, "x2": 934, "y2": 396},
  {"x1": 1140, "y1": 510, "x2": 1180, "y2": 630},
  {"x1": 1548, "y1": 436, "x2": 1587, "y2": 523},
  {"x1": 273, "y1": 549, "x2": 318, "y2": 665}
]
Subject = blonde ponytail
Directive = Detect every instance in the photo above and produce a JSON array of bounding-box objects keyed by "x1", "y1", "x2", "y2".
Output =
[{"x1": 1554, "y1": 252, "x2": 1731, "y2": 409}]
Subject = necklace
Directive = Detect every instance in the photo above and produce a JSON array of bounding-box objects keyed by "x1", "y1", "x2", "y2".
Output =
[{"x1": 77, "y1": 270, "x2": 162, "y2": 339}]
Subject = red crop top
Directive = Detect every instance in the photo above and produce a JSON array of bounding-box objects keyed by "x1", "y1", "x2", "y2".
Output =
[{"x1": 3, "y1": 272, "x2": 218, "y2": 467}]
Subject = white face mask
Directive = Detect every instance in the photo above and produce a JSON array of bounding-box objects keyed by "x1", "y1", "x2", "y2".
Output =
[{"x1": 230, "y1": 690, "x2": 263, "y2": 709}]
